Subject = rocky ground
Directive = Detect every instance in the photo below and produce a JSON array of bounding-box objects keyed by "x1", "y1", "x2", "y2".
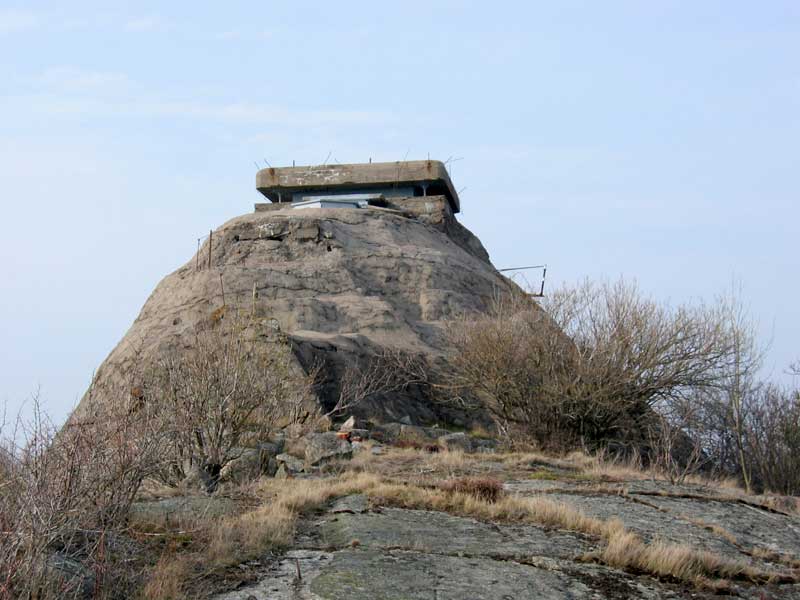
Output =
[{"x1": 128, "y1": 431, "x2": 800, "y2": 600}]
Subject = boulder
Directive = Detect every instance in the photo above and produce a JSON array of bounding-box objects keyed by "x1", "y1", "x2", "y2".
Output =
[
  {"x1": 437, "y1": 432, "x2": 476, "y2": 453},
  {"x1": 46, "y1": 553, "x2": 95, "y2": 599},
  {"x1": 437, "y1": 432, "x2": 499, "y2": 454},
  {"x1": 276, "y1": 453, "x2": 305, "y2": 474},
  {"x1": 305, "y1": 432, "x2": 353, "y2": 466},
  {"x1": 219, "y1": 441, "x2": 284, "y2": 484}
]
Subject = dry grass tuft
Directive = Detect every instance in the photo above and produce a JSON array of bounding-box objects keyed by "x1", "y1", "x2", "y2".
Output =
[
  {"x1": 425, "y1": 449, "x2": 469, "y2": 470},
  {"x1": 600, "y1": 530, "x2": 773, "y2": 584},
  {"x1": 205, "y1": 503, "x2": 295, "y2": 568},
  {"x1": 440, "y1": 476, "x2": 504, "y2": 503},
  {"x1": 143, "y1": 553, "x2": 192, "y2": 600}
]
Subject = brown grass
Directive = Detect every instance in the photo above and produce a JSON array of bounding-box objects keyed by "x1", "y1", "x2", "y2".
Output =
[
  {"x1": 143, "y1": 553, "x2": 192, "y2": 600},
  {"x1": 600, "y1": 530, "x2": 771, "y2": 584},
  {"x1": 440, "y1": 476, "x2": 504, "y2": 503},
  {"x1": 139, "y1": 447, "x2": 799, "y2": 594}
]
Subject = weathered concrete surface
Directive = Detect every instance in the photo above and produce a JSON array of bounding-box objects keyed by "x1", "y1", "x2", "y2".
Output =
[
  {"x1": 74, "y1": 204, "x2": 528, "y2": 426},
  {"x1": 256, "y1": 160, "x2": 461, "y2": 212}
]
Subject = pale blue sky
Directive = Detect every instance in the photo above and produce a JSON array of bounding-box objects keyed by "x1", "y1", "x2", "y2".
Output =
[{"x1": 1, "y1": 1, "x2": 798, "y2": 423}]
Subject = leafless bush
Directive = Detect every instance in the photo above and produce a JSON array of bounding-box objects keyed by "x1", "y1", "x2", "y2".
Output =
[
  {"x1": 742, "y1": 383, "x2": 800, "y2": 495},
  {"x1": 0, "y1": 390, "x2": 163, "y2": 599},
  {"x1": 447, "y1": 280, "x2": 743, "y2": 453},
  {"x1": 322, "y1": 354, "x2": 398, "y2": 420},
  {"x1": 143, "y1": 313, "x2": 314, "y2": 491}
]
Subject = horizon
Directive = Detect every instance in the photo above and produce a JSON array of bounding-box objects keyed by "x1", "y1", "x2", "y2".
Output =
[{"x1": 1, "y1": 1, "x2": 798, "y2": 424}]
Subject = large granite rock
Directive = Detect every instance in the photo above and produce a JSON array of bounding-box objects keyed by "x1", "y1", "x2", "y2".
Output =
[
  {"x1": 73, "y1": 202, "x2": 533, "y2": 426},
  {"x1": 305, "y1": 432, "x2": 352, "y2": 466}
]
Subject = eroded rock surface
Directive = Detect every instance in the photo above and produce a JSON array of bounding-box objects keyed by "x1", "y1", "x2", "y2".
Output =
[
  {"x1": 214, "y1": 495, "x2": 693, "y2": 600},
  {"x1": 210, "y1": 474, "x2": 800, "y2": 600},
  {"x1": 76, "y1": 204, "x2": 529, "y2": 425}
]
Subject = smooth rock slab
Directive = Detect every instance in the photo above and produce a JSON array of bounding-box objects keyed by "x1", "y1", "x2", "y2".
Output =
[
  {"x1": 541, "y1": 492, "x2": 741, "y2": 558},
  {"x1": 309, "y1": 549, "x2": 593, "y2": 600},
  {"x1": 330, "y1": 494, "x2": 370, "y2": 515},
  {"x1": 635, "y1": 494, "x2": 800, "y2": 556},
  {"x1": 318, "y1": 507, "x2": 590, "y2": 559}
]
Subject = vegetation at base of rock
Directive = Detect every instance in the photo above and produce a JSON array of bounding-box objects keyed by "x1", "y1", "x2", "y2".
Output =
[
  {"x1": 132, "y1": 312, "x2": 314, "y2": 493},
  {"x1": 2, "y1": 273, "x2": 798, "y2": 597},
  {"x1": 445, "y1": 279, "x2": 800, "y2": 495},
  {"x1": 138, "y1": 454, "x2": 799, "y2": 598},
  {"x1": 0, "y1": 394, "x2": 163, "y2": 599}
]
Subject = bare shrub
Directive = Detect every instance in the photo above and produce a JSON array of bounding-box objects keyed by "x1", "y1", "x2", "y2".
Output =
[
  {"x1": 321, "y1": 352, "x2": 401, "y2": 420},
  {"x1": 144, "y1": 312, "x2": 314, "y2": 491},
  {"x1": 743, "y1": 383, "x2": 800, "y2": 495},
  {"x1": 447, "y1": 280, "x2": 741, "y2": 453},
  {"x1": 0, "y1": 391, "x2": 163, "y2": 599}
]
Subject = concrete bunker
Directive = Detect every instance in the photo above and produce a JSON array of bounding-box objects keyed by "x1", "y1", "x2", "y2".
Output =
[{"x1": 255, "y1": 160, "x2": 461, "y2": 214}]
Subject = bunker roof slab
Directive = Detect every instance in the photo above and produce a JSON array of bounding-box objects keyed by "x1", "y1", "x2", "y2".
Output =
[{"x1": 256, "y1": 160, "x2": 461, "y2": 213}]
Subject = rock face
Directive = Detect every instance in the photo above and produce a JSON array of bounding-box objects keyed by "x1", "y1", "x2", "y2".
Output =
[
  {"x1": 212, "y1": 481, "x2": 800, "y2": 600},
  {"x1": 76, "y1": 198, "x2": 531, "y2": 425}
]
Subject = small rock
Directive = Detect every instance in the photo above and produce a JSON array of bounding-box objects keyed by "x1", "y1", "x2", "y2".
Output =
[
  {"x1": 371, "y1": 445, "x2": 384, "y2": 455},
  {"x1": 330, "y1": 494, "x2": 369, "y2": 514},
  {"x1": 339, "y1": 415, "x2": 359, "y2": 432},
  {"x1": 276, "y1": 453, "x2": 305, "y2": 473},
  {"x1": 348, "y1": 428, "x2": 370, "y2": 441},
  {"x1": 220, "y1": 447, "x2": 262, "y2": 484},
  {"x1": 438, "y1": 432, "x2": 476, "y2": 453},
  {"x1": 399, "y1": 415, "x2": 413, "y2": 426},
  {"x1": 46, "y1": 553, "x2": 95, "y2": 599},
  {"x1": 305, "y1": 432, "x2": 353, "y2": 466}
]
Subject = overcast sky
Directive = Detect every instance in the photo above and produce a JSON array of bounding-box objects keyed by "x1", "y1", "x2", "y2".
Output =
[{"x1": 1, "y1": 1, "x2": 798, "y2": 424}]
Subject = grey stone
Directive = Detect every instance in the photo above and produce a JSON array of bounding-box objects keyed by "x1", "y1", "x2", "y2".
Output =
[
  {"x1": 305, "y1": 432, "x2": 352, "y2": 466},
  {"x1": 437, "y1": 431, "x2": 476, "y2": 453},
  {"x1": 276, "y1": 453, "x2": 305, "y2": 473},
  {"x1": 274, "y1": 464, "x2": 289, "y2": 479},
  {"x1": 632, "y1": 493, "x2": 800, "y2": 557},
  {"x1": 318, "y1": 507, "x2": 589, "y2": 559},
  {"x1": 309, "y1": 549, "x2": 594, "y2": 600},
  {"x1": 46, "y1": 553, "x2": 95, "y2": 599},
  {"x1": 129, "y1": 496, "x2": 235, "y2": 527},
  {"x1": 220, "y1": 447, "x2": 263, "y2": 484},
  {"x1": 330, "y1": 494, "x2": 370, "y2": 515}
]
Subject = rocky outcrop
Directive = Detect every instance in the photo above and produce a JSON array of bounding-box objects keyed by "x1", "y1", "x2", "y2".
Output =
[
  {"x1": 212, "y1": 477, "x2": 800, "y2": 600},
  {"x1": 75, "y1": 200, "x2": 532, "y2": 426}
]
